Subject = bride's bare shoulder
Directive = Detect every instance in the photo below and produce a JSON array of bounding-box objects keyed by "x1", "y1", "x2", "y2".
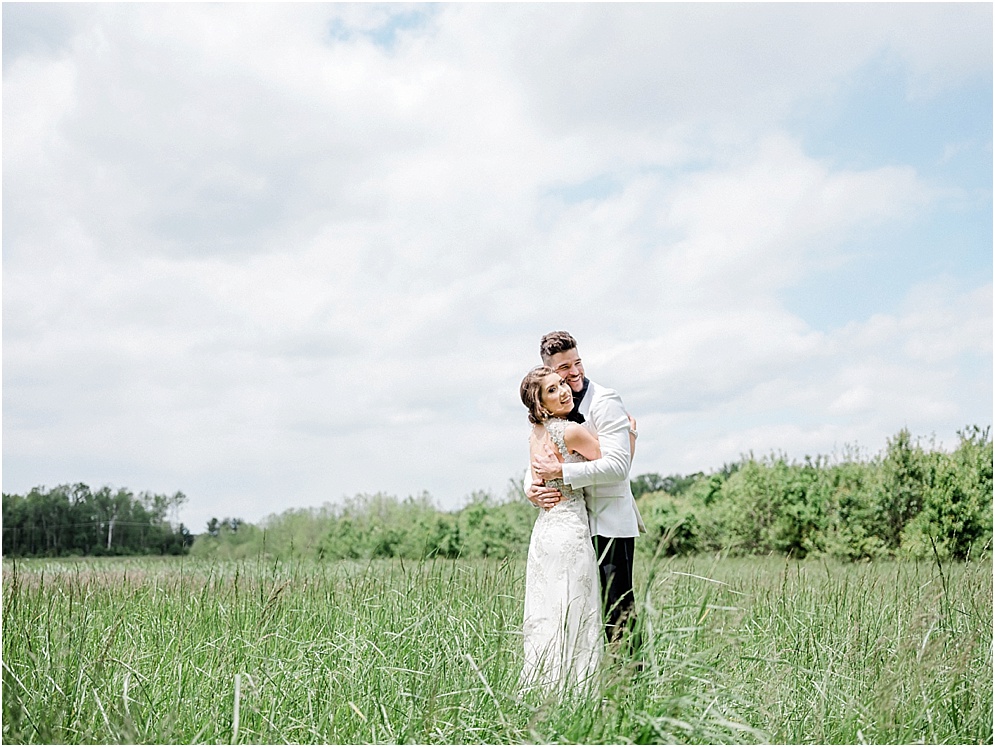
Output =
[{"x1": 529, "y1": 423, "x2": 552, "y2": 449}]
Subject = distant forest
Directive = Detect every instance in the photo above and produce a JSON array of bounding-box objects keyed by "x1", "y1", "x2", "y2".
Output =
[
  {"x1": 2, "y1": 486, "x2": 192, "y2": 557},
  {"x1": 3, "y1": 426, "x2": 991, "y2": 562}
]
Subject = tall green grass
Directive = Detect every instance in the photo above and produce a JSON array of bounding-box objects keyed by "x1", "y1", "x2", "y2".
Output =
[
  {"x1": 650, "y1": 556, "x2": 993, "y2": 744},
  {"x1": 3, "y1": 554, "x2": 991, "y2": 744}
]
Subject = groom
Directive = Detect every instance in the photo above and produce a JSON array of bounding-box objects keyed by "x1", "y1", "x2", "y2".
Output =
[{"x1": 526, "y1": 330, "x2": 645, "y2": 646}]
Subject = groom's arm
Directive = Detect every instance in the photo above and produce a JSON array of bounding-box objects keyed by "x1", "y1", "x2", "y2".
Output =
[{"x1": 560, "y1": 391, "x2": 631, "y2": 489}]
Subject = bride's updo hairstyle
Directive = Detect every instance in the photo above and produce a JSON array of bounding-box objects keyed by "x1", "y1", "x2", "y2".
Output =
[{"x1": 520, "y1": 366, "x2": 556, "y2": 425}]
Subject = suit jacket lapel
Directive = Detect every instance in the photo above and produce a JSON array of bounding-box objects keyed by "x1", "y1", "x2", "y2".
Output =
[{"x1": 578, "y1": 381, "x2": 595, "y2": 428}]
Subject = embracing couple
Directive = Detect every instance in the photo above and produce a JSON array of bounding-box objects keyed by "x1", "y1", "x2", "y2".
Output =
[{"x1": 518, "y1": 330, "x2": 645, "y2": 693}]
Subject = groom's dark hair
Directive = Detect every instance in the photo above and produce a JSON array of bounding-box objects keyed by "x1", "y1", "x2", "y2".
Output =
[{"x1": 540, "y1": 331, "x2": 578, "y2": 362}]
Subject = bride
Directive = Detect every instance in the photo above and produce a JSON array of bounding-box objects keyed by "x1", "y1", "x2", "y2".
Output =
[{"x1": 518, "y1": 365, "x2": 605, "y2": 693}]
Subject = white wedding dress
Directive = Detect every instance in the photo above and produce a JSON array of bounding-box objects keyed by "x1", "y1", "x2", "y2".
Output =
[{"x1": 520, "y1": 417, "x2": 604, "y2": 693}]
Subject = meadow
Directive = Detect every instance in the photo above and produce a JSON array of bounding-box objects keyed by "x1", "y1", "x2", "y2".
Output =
[{"x1": 2, "y1": 553, "x2": 991, "y2": 744}]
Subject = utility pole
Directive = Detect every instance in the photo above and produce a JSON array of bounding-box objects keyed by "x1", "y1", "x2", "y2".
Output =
[{"x1": 107, "y1": 511, "x2": 117, "y2": 550}]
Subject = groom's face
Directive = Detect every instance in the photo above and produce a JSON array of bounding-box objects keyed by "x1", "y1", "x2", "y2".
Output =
[{"x1": 545, "y1": 348, "x2": 585, "y2": 393}]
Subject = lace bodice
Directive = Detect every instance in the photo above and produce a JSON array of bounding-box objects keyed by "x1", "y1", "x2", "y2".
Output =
[{"x1": 542, "y1": 418, "x2": 587, "y2": 505}]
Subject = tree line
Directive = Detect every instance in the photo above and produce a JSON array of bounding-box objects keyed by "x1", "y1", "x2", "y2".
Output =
[
  {"x1": 4, "y1": 425, "x2": 990, "y2": 561},
  {"x1": 636, "y1": 425, "x2": 992, "y2": 561},
  {"x1": 191, "y1": 425, "x2": 991, "y2": 563},
  {"x1": 2, "y1": 485, "x2": 193, "y2": 557}
]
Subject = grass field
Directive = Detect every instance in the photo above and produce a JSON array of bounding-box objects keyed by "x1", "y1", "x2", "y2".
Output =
[{"x1": 2, "y1": 553, "x2": 991, "y2": 744}]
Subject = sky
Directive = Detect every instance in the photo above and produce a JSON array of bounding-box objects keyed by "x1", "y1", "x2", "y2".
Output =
[{"x1": 2, "y1": 2, "x2": 992, "y2": 534}]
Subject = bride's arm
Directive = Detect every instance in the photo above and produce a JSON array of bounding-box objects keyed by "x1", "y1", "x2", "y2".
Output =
[
  {"x1": 528, "y1": 427, "x2": 558, "y2": 483},
  {"x1": 525, "y1": 428, "x2": 564, "y2": 509},
  {"x1": 563, "y1": 423, "x2": 602, "y2": 462},
  {"x1": 527, "y1": 433, "x2": 541, "y2": 486}
]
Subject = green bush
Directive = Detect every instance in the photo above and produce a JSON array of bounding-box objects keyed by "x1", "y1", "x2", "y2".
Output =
[
  {"x1": 635, "y1": 491, "x2": 701, "y2": 556},
  {"x1": 900, "y1": 426, "x2": 993, "y2": 560},
  {"x1": 210, "y1": 490, "x2": 539, "y2": 562},
  {"x1": 817, "y1": 459, "x2": 888, "y2": 561},
  {"x1": 632, "y1": 425, "x2": 991, "y2": 562},
  {"x1": 456, "y1": 491, "x2": 535, "y2": 558},
  {"x1": 711, "y1": 457, "x2": 826, "y2": 556}
]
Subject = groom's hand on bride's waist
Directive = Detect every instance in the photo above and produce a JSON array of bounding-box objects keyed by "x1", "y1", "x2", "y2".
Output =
[{"x1": 526, "y1": 480, "x2": 562, "y2": 510}]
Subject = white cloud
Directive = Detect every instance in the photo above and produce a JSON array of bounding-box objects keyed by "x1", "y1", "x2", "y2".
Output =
[
  {"x1": 430, "y1": 3, "x2": 991, "y2": 137},
  {"x1": 3, "y1": 3, "x2": 990, "y2": 531}
]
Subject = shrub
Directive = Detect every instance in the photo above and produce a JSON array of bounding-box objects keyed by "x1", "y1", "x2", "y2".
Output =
[
  {"x1": 900, "y1": 426, "x2": 993, "y2": 560},
  {"x1": 635, "y1": 492, "x2": 701, "y2": 556}
]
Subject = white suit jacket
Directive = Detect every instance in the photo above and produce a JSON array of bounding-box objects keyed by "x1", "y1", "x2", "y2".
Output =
[{"x1": 563, "y1": 380, "x2": 645, "y2": 539}]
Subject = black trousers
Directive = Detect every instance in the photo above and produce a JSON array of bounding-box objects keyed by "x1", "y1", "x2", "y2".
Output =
[{"x1": 591, "y1": 535, "x2": 636, "y2": 644}]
